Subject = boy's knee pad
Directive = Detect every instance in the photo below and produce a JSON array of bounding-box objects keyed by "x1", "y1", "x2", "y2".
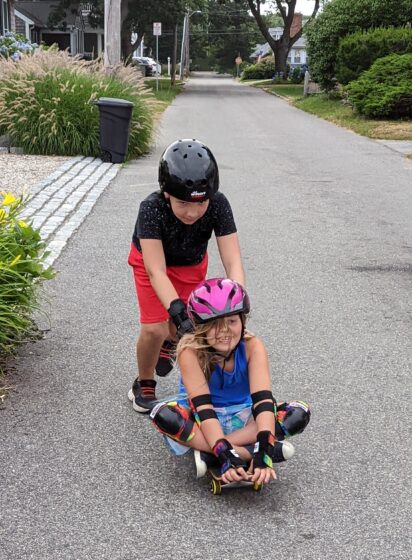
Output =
[
  {"x1": 275, "y1": 401, "x2": 311, "y2": 439},
  {"x1": 150, "y1": 401, "x2": 196, "y2": 442}
]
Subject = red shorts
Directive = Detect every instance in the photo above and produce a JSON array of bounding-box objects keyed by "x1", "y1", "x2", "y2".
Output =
[{"x1": 128, "y1": 244, "x2": 208, "y2": 323}]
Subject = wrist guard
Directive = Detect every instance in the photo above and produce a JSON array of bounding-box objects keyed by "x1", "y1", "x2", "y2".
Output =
[
  {"x1": 253, "y1": 431, "x2": 276, "y2": 469},
  {"x1": 168, "y1": 299, "x2": 193, "y2": 338},
  {"x1": 212, "y1": 438, "x2": 247, "y2": 474}
]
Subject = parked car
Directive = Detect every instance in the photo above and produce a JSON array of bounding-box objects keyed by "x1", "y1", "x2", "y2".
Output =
[
  {"x1": 145, "y1": 57, "x2": 162, "y2": 75},
  {"x1": 132, "y1": 57, "x2": 153, "y2": 76},
  {"x1": 132, "y1": 56, "x2": 161, "y2": 76}
]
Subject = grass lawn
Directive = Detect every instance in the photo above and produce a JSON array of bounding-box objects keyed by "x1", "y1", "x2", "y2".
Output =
[
  {"x1": 265, "y1": 84, "x2": 304, "y2": 99},
  {"x1": 248, "y1": 80, "x2": 411, "y2": 141},
  {"x1": 144, "y1": 78, "x2": 183, "y2": 109},
  {"x1": 294, "y1": 94, "x2": 412, "y2": 140}
]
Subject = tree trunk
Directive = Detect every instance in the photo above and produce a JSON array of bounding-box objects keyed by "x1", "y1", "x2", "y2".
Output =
[
  {"x1": 120, "y1": 0, "x2": 132, "y2": 61},
  {"x1": 274, "y1": 41, "x2": 289, "y2": 75},
  {"x1": 171, "y1": 24, "x2": 178, "y2": 86}
]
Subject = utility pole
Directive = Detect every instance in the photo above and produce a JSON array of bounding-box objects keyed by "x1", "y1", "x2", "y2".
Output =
[
  {"x1": 179, "y1": 13, "x2": 188, "y2": 81},
  {"x1": 179, "y1": 10, "x2": 201, "y2": 80},
  {"x1": 104, "y1": 0, "x2": 121, "y2": 71}
]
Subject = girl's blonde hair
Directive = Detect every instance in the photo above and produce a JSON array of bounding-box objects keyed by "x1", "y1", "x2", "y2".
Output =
[{"x1": 176, "y1": 314, "x2": 253, "y2": 381}]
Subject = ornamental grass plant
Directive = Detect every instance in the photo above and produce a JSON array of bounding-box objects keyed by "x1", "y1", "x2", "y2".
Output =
[
  {"x1": 0, "y1": 192, "x2": 54, "y2": 367},
  {"x1": 0, "y1": 48, "x2": 157, "y2": 157}
]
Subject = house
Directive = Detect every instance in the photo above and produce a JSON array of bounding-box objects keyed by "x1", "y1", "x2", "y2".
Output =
[
  {"x1": 250, "y1": 13, "x2": 308, "y2": 69},
  {"x1": 13, "y1": 1, "x2": 104, "y2": 58}
]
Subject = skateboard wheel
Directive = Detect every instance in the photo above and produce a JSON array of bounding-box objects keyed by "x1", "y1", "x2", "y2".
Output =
[
  {"x1": 253, "y1": 482, "x2": 263, "y2": 492},
  {"x1": 210, "y1": 479, "x2": 222, "y2": 495}
]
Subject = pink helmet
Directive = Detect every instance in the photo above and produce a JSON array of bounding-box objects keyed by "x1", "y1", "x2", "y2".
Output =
[{"x1": 187, "y1": 278, "x2": 250, "y2": 324}]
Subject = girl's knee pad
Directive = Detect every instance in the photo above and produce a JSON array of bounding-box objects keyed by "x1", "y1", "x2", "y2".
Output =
[
  {"x1": 150, "y1": 401, "x2": 196, "y2": 442},
  {"x1": 276, "y1": 401, "x2": 311, "y2": 439}
]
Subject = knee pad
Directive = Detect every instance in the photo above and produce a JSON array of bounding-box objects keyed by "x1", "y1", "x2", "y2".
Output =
[
  {"x1": 276, "y1": 401, "x2": 311, "y2": 439},
  {"x1": 150, "y1": 401, "x2": 196, "y2": 442}
]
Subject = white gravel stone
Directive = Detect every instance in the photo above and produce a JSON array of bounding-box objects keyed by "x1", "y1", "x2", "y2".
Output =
[{"x1": 0, "y1": 154, "x2": 71, "y2": 197}]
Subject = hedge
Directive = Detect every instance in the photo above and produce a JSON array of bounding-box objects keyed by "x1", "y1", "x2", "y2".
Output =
[{"x1": 336, "y1": 27, "x2": 412, "y2": 85}]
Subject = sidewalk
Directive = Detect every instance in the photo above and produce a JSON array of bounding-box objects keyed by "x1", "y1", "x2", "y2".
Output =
[{"x1": 19, "y1": 156, "x2": 121, "y2": 266}]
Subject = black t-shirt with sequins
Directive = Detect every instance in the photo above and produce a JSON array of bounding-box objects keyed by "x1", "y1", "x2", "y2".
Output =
[{"x1": 132, "y1": 191, "x2": 237, "y2": 266}]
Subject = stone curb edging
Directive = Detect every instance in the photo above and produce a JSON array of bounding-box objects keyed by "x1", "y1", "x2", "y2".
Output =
[{"x1": 21, "y1": 156, "x2": 122, "y2": 267}]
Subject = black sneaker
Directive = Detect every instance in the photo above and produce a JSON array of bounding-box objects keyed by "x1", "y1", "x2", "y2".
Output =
[
  {"x1": 127, "y1": 378, "x2": 157, "y2": 413},
  {"x1": 155, "y1": 340, "x2": 176, "y2": 377},
  {"x1": 194, "y1": 449, "x2": 219, "y2": 478}
]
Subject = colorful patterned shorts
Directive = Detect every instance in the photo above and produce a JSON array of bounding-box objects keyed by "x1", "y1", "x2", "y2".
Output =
[{"x1": 163, "y1": 397, "x2": 253, "y2": 456}]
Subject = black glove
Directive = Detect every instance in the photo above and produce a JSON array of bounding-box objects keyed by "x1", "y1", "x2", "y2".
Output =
[
  {"x1": 212, "y1": 438, "x2": 247, "y2": 475},
  {"x1": 168, "y1": 298, "x2": 193, "y2": 339},
  {"x1": 252, "y1": 431, "x2": 276, "y2": 469}
]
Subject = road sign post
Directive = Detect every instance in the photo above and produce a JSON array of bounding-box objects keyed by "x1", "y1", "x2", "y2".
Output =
[{"x1": 153, "y1": 22, "x2": 162, "y2": 92}]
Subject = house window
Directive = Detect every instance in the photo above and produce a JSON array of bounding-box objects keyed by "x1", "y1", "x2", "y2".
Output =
[
  {"x1": 2, "y1": 0, "x2": 10, "y2": 33},
  {"x1": 294, "y1": 50, "x2": 301, "y2": 64}
]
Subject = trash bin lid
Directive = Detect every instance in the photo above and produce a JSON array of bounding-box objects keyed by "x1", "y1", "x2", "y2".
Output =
[{"x1": 96, "y1": 97, "x2": 134, "y2": 107}]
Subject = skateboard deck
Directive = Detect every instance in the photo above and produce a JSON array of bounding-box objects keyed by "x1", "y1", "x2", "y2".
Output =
[{"x1": 208, "y1": 466, "x2": 263, "y2": 495}]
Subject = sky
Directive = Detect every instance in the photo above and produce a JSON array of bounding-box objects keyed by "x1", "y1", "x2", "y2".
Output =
[
  {"x1": 295, "y1": 0, "x2": 318, "y2": 15},
  {"x1": 265, "y1": 1, "x2": 318, "y2": 16}
]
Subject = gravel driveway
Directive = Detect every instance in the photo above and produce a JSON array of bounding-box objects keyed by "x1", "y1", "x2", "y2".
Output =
[{"x1": 0, "y1": 154, "x2": 71, "y2": 197}]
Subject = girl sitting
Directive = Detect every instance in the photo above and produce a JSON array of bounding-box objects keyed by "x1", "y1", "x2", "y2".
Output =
[{"x1": 150, "y1": 278, "x2": 310, "y2": 485}]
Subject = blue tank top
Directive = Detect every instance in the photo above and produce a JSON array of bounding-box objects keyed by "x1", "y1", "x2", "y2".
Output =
[{"x1": 178, "y1": 340, "x2": 252, "y2": 408}]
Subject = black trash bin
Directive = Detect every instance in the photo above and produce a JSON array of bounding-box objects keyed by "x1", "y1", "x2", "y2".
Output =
[{"x1": 95, "y1": 97, "x2": 134, "y2": 163}]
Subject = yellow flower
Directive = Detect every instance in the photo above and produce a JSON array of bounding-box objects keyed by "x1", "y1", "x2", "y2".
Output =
[
  {"x1": 18, "y1": 220, "x2": 29, "y2": 228},
  {"x1": 10, "y1": 254, "x2": 22, "y2": 267},
  {"x1": 2, "y1": 193, "x2": 16, "y2": 206}
]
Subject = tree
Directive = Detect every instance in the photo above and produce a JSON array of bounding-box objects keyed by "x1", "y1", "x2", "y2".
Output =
[
  {"x1": 184, "y1": 0, "x2": 261, "y2": 72},
  {"x1": 305, "y1": 0, "x2": 412, "y2": 90},
  {"x1": 246, "y1": 1, "x2": 320, "y2": 75}
]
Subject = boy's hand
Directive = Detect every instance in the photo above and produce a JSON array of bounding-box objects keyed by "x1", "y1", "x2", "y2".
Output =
[{"x1": 168, "y1": 299, "x2": 193, "y2": 339}]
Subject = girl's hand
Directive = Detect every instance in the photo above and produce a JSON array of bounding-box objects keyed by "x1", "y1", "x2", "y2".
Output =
[
  {"x1": 221, "y1": 466, "x2": 249, "y2": 484},
  {"x1": 247, "y1": 461, "x2": 277, "y2": 485}
]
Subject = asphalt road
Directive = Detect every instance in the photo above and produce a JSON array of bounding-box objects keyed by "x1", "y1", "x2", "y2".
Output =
[{"x1": 1, "y1": 73, "x2": 411, "y2": 560}]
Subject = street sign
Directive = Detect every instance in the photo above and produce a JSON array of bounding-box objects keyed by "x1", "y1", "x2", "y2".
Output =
[
  {"x1": 153, "y1": 22, "x2": 162, "y2": 36},
  {"x1": 235, "y1": 56, "x2": 242, "y2": 65}
]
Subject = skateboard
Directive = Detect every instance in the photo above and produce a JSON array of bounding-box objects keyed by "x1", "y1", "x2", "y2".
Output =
[{"x1": 208, "y1": 466, "x2": 264, "y2": 495}]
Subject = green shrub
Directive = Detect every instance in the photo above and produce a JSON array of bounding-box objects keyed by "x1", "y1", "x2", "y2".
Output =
[
  {"x1": 0, "y1": 192, "x2": 54, "y2": 358},
  {"x1": 305, "y1": 0, "x2": 412, "y2": 90},
  {"x1": 290, "y1": 67, "x2": 304, "y2": 84},
  {"x1": 336, "y1": 27, "x2": 412, "y2": 84},
  {"x1": 241, "y1": 58, "x2": 276, "y2": 80},
  {"x1": 0, "y1": 48, "x2": 156, "y2": 158},
  {"x1": 346, "y1": 53, "x2": 412, "y2": 118}
]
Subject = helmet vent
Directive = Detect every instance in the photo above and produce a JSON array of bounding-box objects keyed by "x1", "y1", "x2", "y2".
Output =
[
  {"x1": 186, "y1": 180, "x2": 194, "y2": 187},
  {"x1": 188, "y1": 144, "x2": 192, "y2": 148},
  {"x1": 183, "y1": 154, "x2": 188, "y2": 159},
  {"x1": 173, "y1": 148, "x2": 178, "y2": 152},
  {"x1": 197, "y1": 153, "x2": 203, "y2": 158}
]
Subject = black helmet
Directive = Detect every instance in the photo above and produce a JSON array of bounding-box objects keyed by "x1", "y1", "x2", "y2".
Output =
[{"x1": 159, "y1": 139, "x2": 219, "y2": 202}]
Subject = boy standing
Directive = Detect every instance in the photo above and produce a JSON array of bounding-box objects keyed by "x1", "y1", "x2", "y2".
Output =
[{"x1": 128, "y1": 139, "x2": 245, "y2": 412}]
